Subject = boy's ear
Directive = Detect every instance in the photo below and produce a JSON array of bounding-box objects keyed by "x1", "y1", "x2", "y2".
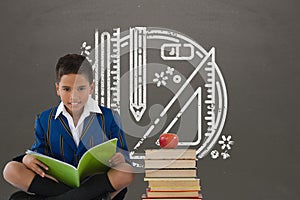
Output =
[
  {"x1": 89, "y1": 82, "x2": 94, "y2": 95},
  {"x1": 55, "y1": 82, "x2": 60, "y2": 96}
]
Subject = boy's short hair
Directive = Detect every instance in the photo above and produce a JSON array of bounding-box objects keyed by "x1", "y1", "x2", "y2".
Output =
[{"x1": 56, "y1": 54, "x2": 93, "y2": 83}]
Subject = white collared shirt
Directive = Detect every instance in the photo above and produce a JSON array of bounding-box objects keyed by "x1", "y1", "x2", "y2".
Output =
[{"x1": 54, "y1": 96, "x2": 102, "y2": 146}]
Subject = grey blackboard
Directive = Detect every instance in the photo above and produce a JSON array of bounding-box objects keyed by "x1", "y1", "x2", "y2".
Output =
[{"x1": 0, "y1": 0, "x2": 299, "y2": 199}]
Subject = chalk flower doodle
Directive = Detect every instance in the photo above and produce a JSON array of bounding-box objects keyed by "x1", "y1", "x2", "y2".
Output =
[
  {"x1": 210, "y1": 150, "x2": 219, "y2": 159},
  {"x1": 80, "y1": 42, "x2": 93, "y2": 63},
  {"x1": 166, "y1": 66, "x2": 175, "y2": 75},
  {"x1": 80, "y1": 42, "x2": 92, "y2": 55},
  {"x1": 218, "y1": 135, "x2": 234, "y2": 150},
  {"x1": 153, "y1": 72, "x2": 168, "y2": 87},
  {"x1": 221, "y1": 151, "x2": 230, "y2": 160}
]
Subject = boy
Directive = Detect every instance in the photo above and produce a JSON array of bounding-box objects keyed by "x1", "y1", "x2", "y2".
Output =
[{"x1": 3, "y1": 54, "x2": 134, "y2": 200}]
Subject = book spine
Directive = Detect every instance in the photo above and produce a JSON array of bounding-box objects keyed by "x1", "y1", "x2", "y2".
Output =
[
  {"x1": 144, "y1": 160, "x2": 196, "y2": 169},
  {"x1": 145, "y1": 169, "x2": 197, "y2": 178},
  {"x1": 145, "y1": 149, "x2": 196, "y2": 160},
  {"x1": 75, "y1": 170, "x2": 80, "y2": 188}
]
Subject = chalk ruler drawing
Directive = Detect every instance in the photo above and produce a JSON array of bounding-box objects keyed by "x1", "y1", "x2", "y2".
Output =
[
  {"x1": 80, "y1": 27, "x2": 229, "y2": 164},
  {"x1": 93, "y1": 28, "x2": 121, "y2": 113}
]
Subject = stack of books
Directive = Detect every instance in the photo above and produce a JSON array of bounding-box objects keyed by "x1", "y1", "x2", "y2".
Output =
[{"x1": 142, "y1": 149, "x2": 202, "y2": 199}]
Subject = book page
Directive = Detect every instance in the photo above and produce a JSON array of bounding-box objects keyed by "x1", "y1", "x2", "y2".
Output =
[
  {"x1": 77, "y1": 138, "x2": 117, "y2": 181},
  {"x1": 26, "y1": 150, "x2": 79, "y2": 187}
]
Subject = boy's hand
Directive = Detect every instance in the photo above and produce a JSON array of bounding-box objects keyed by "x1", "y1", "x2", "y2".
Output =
[
  {"x1": 109, "y1": 152, "x2": 125, "y2": 167},
  {"x1": 22, "y1": 154, "x2": 48, "y2": 178}
]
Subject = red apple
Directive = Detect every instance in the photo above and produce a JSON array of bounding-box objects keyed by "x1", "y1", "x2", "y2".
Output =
[{"x1": 159, "y1": 133, "x2": 179, "y2": 149}]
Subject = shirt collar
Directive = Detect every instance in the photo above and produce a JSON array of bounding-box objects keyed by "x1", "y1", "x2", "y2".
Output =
[{"x1": 54, "y1": 96, "x2": 102, "y2": 119}]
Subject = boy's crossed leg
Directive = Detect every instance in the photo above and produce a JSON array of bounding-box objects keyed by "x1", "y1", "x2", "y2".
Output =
[{"x1": 4, "y1": 161, "x2": 134, "y2": 200}]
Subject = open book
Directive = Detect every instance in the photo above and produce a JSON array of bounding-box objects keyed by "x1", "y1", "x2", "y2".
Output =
[{"x1": 26, "y1": 138, "x2": 117, "y2": 188}]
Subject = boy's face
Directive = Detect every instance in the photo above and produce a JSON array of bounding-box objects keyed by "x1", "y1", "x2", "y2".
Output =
[{"x1": 56, "y1": 74, "x2": 94, "y2": 117}]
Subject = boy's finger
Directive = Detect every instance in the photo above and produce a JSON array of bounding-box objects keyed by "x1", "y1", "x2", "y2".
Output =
[
  {"x1": 36, "y1": 160, "x2": 49, "y2": 171},
  {"x1": 32, "y1": 165, "x2": 45, "y2": 177},
  {"x1": 110, "y1": 153, "x2": 122, "y2": 161},
  {"x1": 110, "y1": 159, "x2": 123, "y2": 167},
  {"x1": 109, "y1": 157, "x2": 119, "y2": 165},
  {"x1": 44, "y1": 174, "x2": 59, "y2": 182},
  {"x1": 109, "y1": 158, "x2": 118, "y2": 166}
]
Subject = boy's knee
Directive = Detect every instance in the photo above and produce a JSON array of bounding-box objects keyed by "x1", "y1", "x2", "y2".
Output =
[
  {"x1": 3, "y1": 161, "x2": 18, "y2": 181},
  {"x1": 108, "y1": 163, "x2": 135, "y2": 190},
  {"x1": 3, "y1": 161, "x2": 35, "y2": 191},
  {"x1": 124, "y1": 165, "x2": 135, "y2": 185}
]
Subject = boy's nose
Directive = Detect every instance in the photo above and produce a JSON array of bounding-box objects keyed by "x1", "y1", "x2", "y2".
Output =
[{"x1": 70, "y1": 90, "x2": 79, "y2": 99}]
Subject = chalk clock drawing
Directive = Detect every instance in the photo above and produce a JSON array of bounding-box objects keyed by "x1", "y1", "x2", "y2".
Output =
[{"x1": 80, "y1": 27, "x2": 230, "y2": 166}]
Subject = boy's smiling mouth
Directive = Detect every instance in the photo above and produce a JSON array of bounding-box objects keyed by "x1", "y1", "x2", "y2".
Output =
[{"x1": 69, "y1": 102, "x2": 81, "y2": 106}]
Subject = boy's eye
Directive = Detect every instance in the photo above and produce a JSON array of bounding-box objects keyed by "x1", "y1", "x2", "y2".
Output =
[
  {"x1": 62, "y1": 88, "x2": 71, "y2": 92},
  {"x1": 78, "y1": 87, "x2": 87, "y2": 91}
]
